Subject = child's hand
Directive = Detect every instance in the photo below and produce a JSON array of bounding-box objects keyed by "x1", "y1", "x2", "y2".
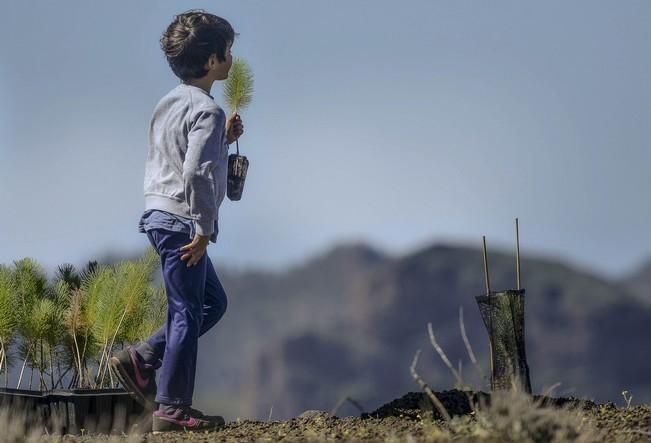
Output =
[
  {"x1": 179, "y1": 233, "x2": 210, "y2": 267},
  {"x1": 226, "y1": 112, "x2": 244, "y2": 144}
]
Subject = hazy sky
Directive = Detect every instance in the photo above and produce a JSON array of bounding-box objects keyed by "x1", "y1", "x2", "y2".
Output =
[{"x1": 1, "y1": 1, "x2": 650, "y2": 278}]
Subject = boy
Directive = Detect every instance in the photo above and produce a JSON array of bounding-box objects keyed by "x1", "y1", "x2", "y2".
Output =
[{"x1": 109, "y1": 10, "x2": 244, "y2": 432}]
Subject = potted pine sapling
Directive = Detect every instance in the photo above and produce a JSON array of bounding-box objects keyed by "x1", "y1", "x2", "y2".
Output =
[
  {"x1": 0, "y1": 264, "x2": 46, "y2": 425},
  {"x1": 0, "y1": 249, "x2": 164, "y2": 434},
  {"x1": 0, "y1": 258, "x2": 57, "y2": 431},
  {"x1": 13, "y1": 257, "x2": 52, "y2": 391},
  {"x1": 223, "y1": 57, "x2": 254, "y2": 201},
  {"x1": 0, "y1": 264, "x2": 19, "y2": 388},
  {"x1": 48, "y1": 250, "x2": 160, "y2": 434}
]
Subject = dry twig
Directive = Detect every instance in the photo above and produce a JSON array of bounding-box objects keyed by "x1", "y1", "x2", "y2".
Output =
[
  {"x1": 410, "y1": 349, "x2": 451, "y2": 421},
  {"x1": 458, "y1": 306, "x2": 487, "y2": 384},
  {"x1": 541, "y1": 382, "x2": 562, "y2": 398},
  {"x1": 330, "y1": 396, "x2": 365, "y2": 416},
  {"x1": 427, "y1": 322, "x2": 462, "y2": 387}
]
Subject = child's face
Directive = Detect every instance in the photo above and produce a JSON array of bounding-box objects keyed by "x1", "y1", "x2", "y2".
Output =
[{"x1": 211, "y1": 41, "x2": 233, "y2": 81}]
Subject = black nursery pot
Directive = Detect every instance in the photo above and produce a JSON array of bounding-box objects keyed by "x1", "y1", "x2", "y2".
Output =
[
  {"x1": 0, "y1": 388, "x2": 150, "y2": 435},
  {"x1": 227, "y1": 153, "x2": 249, "y2": 201},
  {"x1": 0, "y1": 387, "x2": 47, "y2": 431},
  {"x1": 47, "y1": 388, "x2": 150, "y2": 435}
]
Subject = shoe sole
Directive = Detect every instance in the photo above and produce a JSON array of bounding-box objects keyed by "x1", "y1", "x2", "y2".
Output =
[
  {"x1": 110, "y1": 356, "x2": 157, "y2": 411},
  {"x1": 152, "y1": 416, "x2": 224, "y2": 433}
]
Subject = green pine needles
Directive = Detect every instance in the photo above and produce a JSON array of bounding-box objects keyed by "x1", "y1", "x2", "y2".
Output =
[
  {"x1": 0, "y1": 247, "x2": 167, "y2": 390},
  {"x1": 223, "y1": 57, "x2": 254, "y2": 115},
  {"x1": 0, "y1": 265, "x2": 19, "y2": 387}
]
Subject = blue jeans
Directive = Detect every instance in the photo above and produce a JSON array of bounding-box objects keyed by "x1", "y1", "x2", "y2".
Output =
[{"x1": 143, "y1": 228, "x2": 228, "y2": 405}]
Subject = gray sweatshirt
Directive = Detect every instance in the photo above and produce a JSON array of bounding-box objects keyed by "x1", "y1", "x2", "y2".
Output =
[{"x1": 143, "y1": 83, "x2": 229, "y2": 241}]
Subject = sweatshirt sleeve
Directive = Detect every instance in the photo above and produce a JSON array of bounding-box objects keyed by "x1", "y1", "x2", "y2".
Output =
[{"x1": 183, "y1": 108, "x2": 225, "y2": 237}]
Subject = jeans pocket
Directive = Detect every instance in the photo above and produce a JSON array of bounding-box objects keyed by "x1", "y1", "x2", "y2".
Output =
[{"x1": 146, "y1": 231, "x2": 158, "y2": 250}]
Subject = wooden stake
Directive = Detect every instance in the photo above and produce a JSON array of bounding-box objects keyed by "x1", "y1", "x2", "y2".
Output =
[
  {"x1": 482, "y1": 236, "x2": 491, "y2": 296},
  {"x1": 482, "y1": 235, "x2": 494, "y2": 389},
  {"x1": 515, "y1": 218, "x2": 521, "y2": 290}
]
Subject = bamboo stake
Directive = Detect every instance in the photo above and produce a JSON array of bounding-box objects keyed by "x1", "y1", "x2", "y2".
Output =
[
  {"x1": 515, "y1": 218, "x2": 521, "y2": 290},
  {"x1": 79, "y1": 330, "x2": 89, "y2": 388},
  {"x1": 68, "y1": 372, "x2": 77, "y2": 390},
  {"x1": 17, "y1": 348, "x2": 30, "y2": 389},
  {"x1": 482, "y1": 236, "x2": 494, "y2": 388},
  {"x1": 108, "y1": 363, "x2": 115, "y2": 388},
  {"x1": 95, "y1": 338, "x2": 109, "y2": 387},
  {"x1": 55, "y1": 365, "x2": 71, "y2": 389},
  {"x1": 40, "y1": 340, "x2": 44, "y2": 390},
  {"x1": 0, "y1": 343, "x2": 7, "y2": 388},
  {"x1": 482, "y1": 236, "x2": 491, "y2": 296},
  {"x1": 56, "y1": 359, "x2": 62, "y2": 388},
  {"x1": 49, "y1": 347, "x2": 55, "y2": 390},
  {"x1": 98, "y1": 307, "x2": 129, "y2": 387},
  {"x1": 72, "y1": 332, "x2": 83, "y2": 388},
  {"x1": 84, "y1": 365, "x2": 93, "y2": 390},
  {"x1": 2, "y1": 348, "x2": 7, "y2": 388}
]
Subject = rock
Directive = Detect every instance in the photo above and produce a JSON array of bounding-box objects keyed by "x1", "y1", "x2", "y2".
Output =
[{"x1": 298, "y1": 410, "x2": 331, "y2": 420}]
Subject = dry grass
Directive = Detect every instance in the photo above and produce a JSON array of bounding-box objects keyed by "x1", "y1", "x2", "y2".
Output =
[{"x1": 444, "y1": 388, "x2": 606, "y2": 443}]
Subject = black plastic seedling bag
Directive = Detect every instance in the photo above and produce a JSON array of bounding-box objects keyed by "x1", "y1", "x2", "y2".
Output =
[{"x1": 227, "y1": 153, "x2": 249, "y2": 201}]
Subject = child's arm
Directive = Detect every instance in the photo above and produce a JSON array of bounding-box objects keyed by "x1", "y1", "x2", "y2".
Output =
[{"x1": 182, "y1": 108, "x2": 226, "y2": 238}]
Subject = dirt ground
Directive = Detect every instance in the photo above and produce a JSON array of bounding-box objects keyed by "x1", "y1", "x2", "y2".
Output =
[{"x1": 22, "y1": 390, "x2": 651, "y2": 442}]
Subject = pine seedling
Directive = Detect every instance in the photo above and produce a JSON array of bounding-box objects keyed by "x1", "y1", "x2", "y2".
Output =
[
  {"x1": 55, "y1": 263, "x2": 82, "y2": 291},
  {"x1": 134, "y1": 282, "x2": 167, "y2": 342},
  {"x1": 0, "y1": 264, "x2": 19, "y2": 387},
  {"x1": 30, "y1": 297, "x2": 63, "y2": 389},
  {"x1": 12, "y1": 258, "x2": 48, "y2": 318},
  {"x1": 11, "y1": 258, "x2": 49, "y2": 389},
  {"x1": 79, "y1": 261, "x2": 99, "y2": 285},
  {"x1": 67, "y1": 264, "x2": 108, "y2": 389},
  {"x1": 116, "y1": 248, "x2": 159, "y2": 345},
  {"x1": 91, "y1": 267, "x2": 123, "y2": 387},
  {"x1": 223, "y1": 58, "x2": 254, "y2": 115},
  {"x1": 49, "y1": 278, "x2": 77, "y2": 388},
  {"x1": 223, "y1": 57, "x2": 254, "y2": 154},
  {"x1": 93, "y1": 249, "x2": 159, "y2": 386},
  {"x1": 64, "y1": 287, "x2": 86, "y2": 387},
  {"x1": 79, "y1": 264, "x2": 115, "y2": 387}
]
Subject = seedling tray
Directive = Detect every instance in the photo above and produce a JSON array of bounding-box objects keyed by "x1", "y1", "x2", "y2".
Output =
[{"x1": 0, "y1": 388, "x2": 150, "y2": 435}]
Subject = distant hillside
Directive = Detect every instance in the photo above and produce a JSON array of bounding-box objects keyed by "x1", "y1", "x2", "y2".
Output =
[
  {"x1": 226, "y1": 243, "x2": 651, "y2": 420},
  {"x1": 619, "y1": 258, "x2": 651, "y2": 307},
  {"x1": 103, "y1": 242, "x2": 651, "y2": 421}
]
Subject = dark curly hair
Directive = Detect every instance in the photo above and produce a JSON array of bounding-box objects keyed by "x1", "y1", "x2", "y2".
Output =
[{"x1": 160, "y1": 9, "x2": 237, "y2": 82}]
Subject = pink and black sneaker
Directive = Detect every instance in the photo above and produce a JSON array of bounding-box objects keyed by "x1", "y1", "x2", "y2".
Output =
[
  {"x1": 110, "y1": 346, "x2": 160, "y2": 410},
  {"x1": 153, "y1": 406, "x2": 225, "y2": 433}
]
